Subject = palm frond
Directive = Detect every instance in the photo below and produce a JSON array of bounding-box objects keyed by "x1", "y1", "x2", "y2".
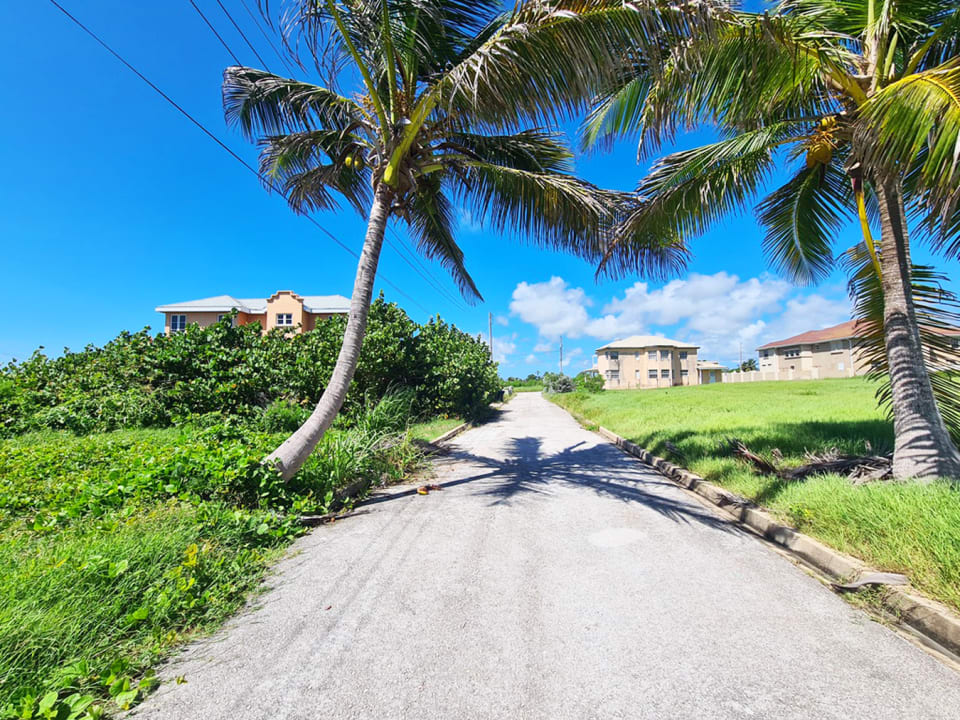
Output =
[
  {"x1": 223, "y1": 67, "x2": 365, "y2": 139},
  {"x1": 439, "y1": 129, "x2": 573, "y2": 173},
  {"x1": 453, "y1": 163, "x2": 629, "y2": 269},
  {"x1": 580, "y1": 62, "x2": 653, "y2": 153},
  {"x1": 258, "y1": 129, "x2": 372, "y2": 215},
  {"x1": 406, "y1": 173, "x2": 482, "y2": 302},
  {"x1": 843, "y1": 242, "x2": 960, "y2": 441},
  {"x1": 757, "y1": 161, "x2": 849, "y2": 285},
  {"x1": 858, "y1": 59, "x2": 960, "y2": 225},
  {"x1": 633, "y1": 17, "x2": 842, "y2": 155},
  {"x1": 613, "y1": 123, "x2": 801, "y2": 250},
  {"x1": 440, "y1": 0, "x2": 726, "y2": 130}
]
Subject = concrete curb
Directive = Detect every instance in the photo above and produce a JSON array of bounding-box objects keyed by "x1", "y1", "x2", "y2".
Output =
[
  {"x1": 597, "y1": 426, "x2": 960, "y2": 659},
  {"x1": 431, "y1": 421, "x2": 472, "y2": 444}
]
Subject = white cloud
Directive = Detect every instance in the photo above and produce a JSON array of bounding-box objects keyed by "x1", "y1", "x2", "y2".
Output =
[
  {"x1": 525, "y1": 353, "x2": 537, "y2": 364},
  {"x1": 488, "y1": 338, "x2": 515, "y2": 364},
  {"x1": 509, "y1": 277, "x2": 592, "y2": 338},
  {"x1": 495, "y1": 315, "x2": 509, "y2": 327},
  {"x1": 505, "y1": 272, "x2": 851, "y2": 366},
  {"x1": 596, "y1": 272, "x2": 792, "y2": 338}
]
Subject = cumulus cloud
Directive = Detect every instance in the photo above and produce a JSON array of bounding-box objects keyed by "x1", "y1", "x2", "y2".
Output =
[
  {"x1": 495, "y1": 315, "x2": 509, "y2": 327},
  {"x1": 506, "y1": 272, "x2": 851, "y2": 366},
  {"x1": 509, "y1": 277, "x2": 591, "y2": 338}
]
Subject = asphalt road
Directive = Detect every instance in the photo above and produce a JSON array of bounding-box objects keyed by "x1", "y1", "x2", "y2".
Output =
[{"x1": 132, "y1": 392, "x2": 960, "y2": 719}]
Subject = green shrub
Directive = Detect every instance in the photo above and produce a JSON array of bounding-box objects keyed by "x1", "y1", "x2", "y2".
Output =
[
  {"x1": 260, "y1": 399, "x2": 310, "y2": 433},
  {"x1": 575, "y1": 372, "x2": 605, "y2": 393},
  {"x1": 0, "y1": 297, "x2": 496, "y2": 437},
  {"x1": 0, "y1": 394, "x2": 424, "y2": 718},
  {"x1": 542, "y1": 372, "x2": 575, "y2": 394}
]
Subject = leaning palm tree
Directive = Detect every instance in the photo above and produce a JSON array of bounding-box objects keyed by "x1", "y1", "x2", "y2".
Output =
[
  {"x1": 225, "y1": 0, "x2": 692, "y2": 479},
  {"x1": 585, "y1": 0, "x2": 960, "y2": 479}
]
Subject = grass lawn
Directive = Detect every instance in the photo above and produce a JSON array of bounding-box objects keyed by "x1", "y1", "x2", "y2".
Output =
[
  {"x1": 407, "y1": 417, "x2": 463, "y2": 442},
  {"x1": 551, "y1": 378, "x2": 960, "y2": 614}
]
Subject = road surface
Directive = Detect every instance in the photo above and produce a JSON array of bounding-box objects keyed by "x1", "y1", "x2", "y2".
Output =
[{"x1": 133, "y1": 392, "x2": 960, "y2": 719}]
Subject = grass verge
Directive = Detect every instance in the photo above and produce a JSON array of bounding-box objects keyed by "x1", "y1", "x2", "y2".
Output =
[
  {"x1": 0, "y1": 397, "x2": 433, "y2": 719},
  {"x1": 407, "y1": 417, "x2": 463, "y2": 442},
  {"x1": 550, "y1": 379, "x2": 960, "y2": 614}
]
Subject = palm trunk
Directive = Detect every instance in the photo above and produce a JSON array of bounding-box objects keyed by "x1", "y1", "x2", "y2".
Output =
[
  {"x1": 875, "y1": 177, "x2": 960, "y2": 479},
  {"x1": 266, "y1": 183, "x2": 393, "y2": 479}
]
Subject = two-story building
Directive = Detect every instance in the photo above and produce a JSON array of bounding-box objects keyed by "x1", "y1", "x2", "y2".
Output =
[
  {"x1": 155, "y1": 290, "x2": 350, "y2": 335},
  {"x1": 595, "y1": 336, "x2": 701, "y2": 389},
  {"x1": 756, "y1": 321, "x2": 868, "y2": 380},
  {"x1": 751, "y1": 319, "x2": 960, "y2": 382}
]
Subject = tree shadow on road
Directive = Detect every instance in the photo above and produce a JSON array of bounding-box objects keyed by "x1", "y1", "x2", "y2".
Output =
[{"x1": 365, "y1": 436, "x2": 739, "y2": 534}]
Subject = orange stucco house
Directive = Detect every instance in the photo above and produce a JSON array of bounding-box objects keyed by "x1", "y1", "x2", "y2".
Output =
[{"x1": 155, "y1": 290, "x2": 350, "y2": 335}]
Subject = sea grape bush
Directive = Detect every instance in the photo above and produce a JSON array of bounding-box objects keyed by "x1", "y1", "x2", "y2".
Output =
[{"x1": 0, "y1": 296, "x2": 499, "y2": 436}]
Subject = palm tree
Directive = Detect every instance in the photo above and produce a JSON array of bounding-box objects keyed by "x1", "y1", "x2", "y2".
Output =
[
  {"x1": 224, "y1": 0, "x2": 690, "y2": 479},
  {"x1": 585, "y1": 0, "x2": 960, "y2": 479}
]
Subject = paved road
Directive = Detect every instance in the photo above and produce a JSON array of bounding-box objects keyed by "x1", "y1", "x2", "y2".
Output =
[{"x1": 133, "y1": 393, "x2": 960, "y2": 719}]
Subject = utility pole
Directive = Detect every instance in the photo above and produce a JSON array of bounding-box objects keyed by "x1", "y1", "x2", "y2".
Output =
[
  {"x1": 488, "y1": 312, "x2": 493, "y2": 360},
  {"x1": 559, "y1": 336, "x2": 564, "y2": 374}
]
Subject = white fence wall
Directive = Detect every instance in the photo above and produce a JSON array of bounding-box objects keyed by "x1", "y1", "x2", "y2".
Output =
[{"x1": 722, "y1": 368, "x2": 821, "y2": 383}]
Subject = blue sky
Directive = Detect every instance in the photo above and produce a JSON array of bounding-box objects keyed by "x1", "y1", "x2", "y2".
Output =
[{"x1": 1, "y1": 1, "x2": 955, "y2": 375}]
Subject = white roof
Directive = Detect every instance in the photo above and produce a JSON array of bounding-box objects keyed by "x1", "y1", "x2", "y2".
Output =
[
  {"x1": 302, "y1": 295, "x2": 351, "y2": 313},
  {"x1": 697, "y1": 360, "x2": 726, "y2": 370},
  {"x1": 596, "y1": 335, "x2": 699, "y2": 351},
  {"x1": 155, "y1": 293, "x2": 350, "y2": 314}
]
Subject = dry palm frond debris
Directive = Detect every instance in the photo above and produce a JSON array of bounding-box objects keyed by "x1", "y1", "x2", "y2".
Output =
[{"x1": 724, "y1": 438, "x2": 892, "y2": 484}]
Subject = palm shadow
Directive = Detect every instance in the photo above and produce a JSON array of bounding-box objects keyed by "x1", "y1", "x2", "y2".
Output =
[{"x1": 364, "y1": 435, "x2": 739, "y2": 534}]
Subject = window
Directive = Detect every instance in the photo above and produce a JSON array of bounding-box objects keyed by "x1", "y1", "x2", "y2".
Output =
[
  {"x1": 648, "y1": 350, "x2": 657, "y2": 360},
  {"x1": 681, "y1": 369, "x2": 688, "y2": 377},
  {"x1": 606, "y1": 371, "x2": 619, "y2": 381},
  {"x1": 634, "y1": 352, "x2": 640, "y2": 360},
  {"x1": 635, "y1": 369, "x2": 640, "y2": 379},
  {"x1": 679, "y1": 351, "x2": 688, "y2": 360},
  {"x1": 648, "y1": 369, "x2": 657, "y2": 379},
  {"x1": 217, "y1": 314, "x2": 234, "y2": 327},
  {"x1": 661, "y1": 369, "x2": 670, "y2": 378},
  {"x1": 784, "y1": 346, "x2": 800, "y2": 358},
  {"x1": 762, "y1": 350, "x2": 770, "y2": 358},
  {"x1": 831, "y1": 340, "x2": 843, "y2": 352},
  {"x1": 607, "y1": 351, "x2": 619, "y2": 360},
  {"x1": 276, "y1": 313, "x2": 293, "y2": 327},
  {"x1": 660, "y1": 350, "x2": 671, "y2": 360},
  {"x1": 170, "y1": 315, "x2": 187, "y2": 333}
]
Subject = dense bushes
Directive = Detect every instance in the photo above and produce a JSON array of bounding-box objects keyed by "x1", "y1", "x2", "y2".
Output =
[
  {"x1": 0, "y1": 395, "x2": 421, "y2": 719},
  {"x1": 0, "y1": 296, "x2": 499, "y2": 437},
  {"x1": 541, "y1": 372, "x2": 575, "y2": 394}
]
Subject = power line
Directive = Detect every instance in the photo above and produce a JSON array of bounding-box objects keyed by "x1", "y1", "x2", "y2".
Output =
[
  {"x1": 187, "y1": 1, "x2": 465, "y2": 316},
  {"x1": 214, "y1": 0, "x2": 270, "y2": 71},
  {"x1": 187, "y1": 0, "x2": 240, "y2": 65},
  {"x1": 385, "y1": 226, "x2": 467, "y2": 312},
  {"x1": 236, "y1": 0, "x2": 299, "y2": 77},
  {"x1": 47, "y1": 0, "x2": 432, "y2": 316}
]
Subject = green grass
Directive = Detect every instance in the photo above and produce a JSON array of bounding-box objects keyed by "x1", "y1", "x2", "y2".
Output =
[
  {"x1": 551, "y1": 378, "x2": 960, "y2": 613},
  {"x1": 407, "y1": 417, "x2": 463, "y2": 442},
  {"x1": 0, "y1": 406, "x2": 428, "y2": 719},
  {"x1": 510, "y1": 382, "x2": 543, "y2": 392}
]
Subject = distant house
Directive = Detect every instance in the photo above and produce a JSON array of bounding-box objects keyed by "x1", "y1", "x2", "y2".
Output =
[
  {"x1": 741, "y1": 319, "x2": 960, "y2": 383},
  {"x1": 696, "y1": 360, "x2": 726, "y2": 385},
  {"x1": 595, "y1": 336, "x2": 700, "y2": 390},
  {"x1": 155, "y1": 290, "x2": 350, "y2": 335}
]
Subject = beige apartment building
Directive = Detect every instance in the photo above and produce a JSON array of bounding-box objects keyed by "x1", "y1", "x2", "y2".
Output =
[
  {"x1": 730, "y1": 319, "x2": 960, "y2": 383},
  {"x1": 155, "y1": 290, "x2": 350, "y2": 335},
  {"x1": 595, "y1": 336, "x2": 702, "y2": 389}
]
